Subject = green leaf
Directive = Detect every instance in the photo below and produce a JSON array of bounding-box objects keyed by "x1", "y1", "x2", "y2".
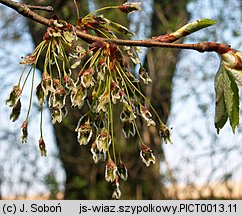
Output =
[
  {"x1": 214, "y1": 65, "x2": 228, "y2": 134},
  {"x1": 225, "y1": 66, "x2": 242, "y2": 86},
  {"x1": 184, "y1": 18, "x2": 216, "y2": 33},
  {"x1": 220, "y1": 50, "x2": 242, "y2": 85},
  {"x1": 223, "y1": 69, "x2": 240, "y2": 133},
  {"x1": 214, "y1": 64, "x2": 240, "y2": 134},
  {"x1": 173, "y1": 18, "x2": 216, "y2": 39}
]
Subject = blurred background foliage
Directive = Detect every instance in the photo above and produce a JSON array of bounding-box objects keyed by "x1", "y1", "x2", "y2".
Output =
[{"x1": 0, "y1": 0, "x2": 242, "y2": 199}]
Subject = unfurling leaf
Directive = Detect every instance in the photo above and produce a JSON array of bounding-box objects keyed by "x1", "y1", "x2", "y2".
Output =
[
  {"x1": 224, "y1": 71, "x2": 239, "y2": 133},
  {"x1": 214, "y1": 64, "x2": 239, "y2": 134},
  {"x1": 178, "y1": 18, "x2": 216, "y2": 35},
  {"x1": 214, "y1": 66, "x2": 228, "y2": 133},
  {"x1": 153, "y1": 18, "x2": 216, "y2": 42},
  {"x1": 220, "y1": 49, "x2": 242, "y2": 85}
]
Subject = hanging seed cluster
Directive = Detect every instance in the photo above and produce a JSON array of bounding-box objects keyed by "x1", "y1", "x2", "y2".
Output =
[{"x1": 5, "y1": 2, "x2": 172, "y2": 199}]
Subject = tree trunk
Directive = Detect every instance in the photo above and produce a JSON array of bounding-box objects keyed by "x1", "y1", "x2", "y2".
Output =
[
  {"x1": 24, "y1": 0, "x2": 189, "y2": 199},
  {"x1": 141, "y1": 0, "x2": 189, "y2": 199}
]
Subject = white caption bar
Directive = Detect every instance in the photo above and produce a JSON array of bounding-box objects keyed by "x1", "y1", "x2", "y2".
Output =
[{"x1": 0, "y1": 200, "x2": 241, "y2": 216}]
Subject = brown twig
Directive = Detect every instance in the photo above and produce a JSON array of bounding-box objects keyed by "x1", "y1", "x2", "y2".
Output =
[
  {"x1": 26, "y1": 5, "x2": 53, "y2": 12},
  {"x1": 0, "y1": 0, "x2": 232, "y2": 54},
  {"x1": 0, "y1": 0, "x2": 51, "y2": 26}
]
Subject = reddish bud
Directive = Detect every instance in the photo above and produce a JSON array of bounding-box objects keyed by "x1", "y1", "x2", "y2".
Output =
[
  {"x1": 119, "y1": 2, "x2": 141, "y2": 13},
  {"x1": 39, "y1": 137, "x2": 47, "y2": 157}
]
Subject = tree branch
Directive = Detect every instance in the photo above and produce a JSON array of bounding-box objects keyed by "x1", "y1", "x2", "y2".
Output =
[
  {"x1": 0, "y1": 0, "x2": 51, "y2": 26},
  {"x1": 0, "y1": 0, "x2": 232, "y2": 54},
  {"x1": 25, "y1": 5, "x2": 53, "y2": 12}
]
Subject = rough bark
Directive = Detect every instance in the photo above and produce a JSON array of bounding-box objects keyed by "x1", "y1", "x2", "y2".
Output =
[
  {"x1": 23, "y1": 0, "x2": 189, "y2": 199},
  {"x1": 136, "y1": 0, "x2": 190, "y2": 199}
]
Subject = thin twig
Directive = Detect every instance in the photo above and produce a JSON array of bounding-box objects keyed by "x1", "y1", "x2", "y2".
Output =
[
  {"x1": 0, "y1": 0, "x2": 51, "y2": 26},
  {"x1": 0, "y1": 0, "x2": 232, "y2": 54},
  {"x1": 26, "y1": 5, "x2": 53, "y2": 12}
]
